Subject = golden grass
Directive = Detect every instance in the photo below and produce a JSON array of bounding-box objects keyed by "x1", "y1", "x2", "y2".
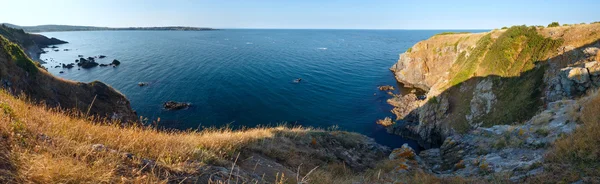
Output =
[
  {"x1": 528, "y1": 90, "x2": 600, "y2": 183},
  {"x1": 0, "y1": 89, "x2": 347, "y2": 183}
]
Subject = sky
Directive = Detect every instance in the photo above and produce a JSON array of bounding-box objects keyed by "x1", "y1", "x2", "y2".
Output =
[{"x1": 1, "y1": 0, "x2": 599, "y2": 29}]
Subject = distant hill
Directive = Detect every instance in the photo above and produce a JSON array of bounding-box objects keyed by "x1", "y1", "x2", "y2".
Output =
[{"x1": 2, "y1": 23, "x2": 217, "y2": 32}]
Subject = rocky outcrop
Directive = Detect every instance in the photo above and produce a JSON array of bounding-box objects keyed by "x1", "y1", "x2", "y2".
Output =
[
  {"x1": 0, "y1": 24, "x2": 67, "y2": 63},
  {"x1": 466, "y1": 78, "x2": 496, "y2": 127},
  {"x1": 386, "y1": 24, "x2": 600, "y2": 149},
  {"x1": 416, "y1": 100, "x2": 580, "y2": 180},
  {"x1": 547, "y1": 60, "x2": 600, "y2": 101},
  {"x1": 0, "y1": 35, "x2": 137, "y2": 123}
]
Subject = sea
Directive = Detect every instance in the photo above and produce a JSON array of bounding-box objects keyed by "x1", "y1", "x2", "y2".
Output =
[{"x1": 39, "y1": 29, "x2": 485, "y2": 151}]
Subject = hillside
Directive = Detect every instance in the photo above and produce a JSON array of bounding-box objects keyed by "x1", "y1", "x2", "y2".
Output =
[
  {"x1": 0, "y1": 24, "x2": 67, "y2": 62},
  {"x1": 381, "y1": 23, "x2": 600, "y2": 182},
  {"x1": 0, "y1": 34, "x2": 137, "y2": 123},
  {"x1": 2, "y1": 23, "x2": 217, "y2": 33}
]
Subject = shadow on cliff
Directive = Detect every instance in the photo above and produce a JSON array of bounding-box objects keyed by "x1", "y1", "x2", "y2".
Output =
[{"x1": 393, "y1": 38, "x2": 600, "y2": 149}]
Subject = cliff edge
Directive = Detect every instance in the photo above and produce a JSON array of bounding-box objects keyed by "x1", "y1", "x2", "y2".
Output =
[{"x1": 0, "y1": 35, "x2": 137, "y2": 123}]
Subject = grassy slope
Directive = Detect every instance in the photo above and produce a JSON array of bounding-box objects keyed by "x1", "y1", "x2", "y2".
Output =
[
  {"x1": 0, "y1": 88, "x2": 472, "y2": 183},
  {"x1": 0, "y1": 89, "x2": 400, "y2": 183}
]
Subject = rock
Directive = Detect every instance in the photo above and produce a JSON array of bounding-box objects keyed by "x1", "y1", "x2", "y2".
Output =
[
  {"x1": 98, "y1": 55, "x2": 106, "y2": 59},
  {"x1": 62, "y1": 63, "x2": 75, "y2": 69},
  {"x1": 91, "y1": 144, "x2": 106, "y2": 152},
  {"x1": 111, "y1": 59, "x2": 121, "y2": 65},
  {"x1": 389, "y1": 143, "x2": 416, "y2": 160},
  {"x1": 163, "y1": 101, "x2": 191, "y2": 110},
  {"x1": 99, "y1": 64, "x2": 109, "y2": 67},
  {"x1": 59, "y1": 71, "x2": 64, "y2": 74},
  {"x1": 466, "y1": 79, "x2": 496, "y2": 127},
  {"x1": 376, "y1": 117, "x2": 394, "y2": 127},
  {"x1": 387, "y1": 93, "x2": 420, "y2": 121},
  {"x1": 583, "y1": 47, "x2": 599, "y2": 56},
  {"x1": 78, "y1": 55, "x2": 84, "y2": 57},
  {"x1": 440, "y1": 137, "x2": 465, "y2": 170},
  {"x1": 567, "y1": 67, "x2": 590, "y2": 84},
  {"x1": 77, "y1": 57, "x2": 99, "y2": 68},
  {"x1": 419, "y1": 148, "x2": 442, "y2": 171},
  {"x1": 378, "y1": 85, "x2": 395, "y2": 91},
  {"x1": 138, "y1": 82, "x2": 148, "y2": 86}
]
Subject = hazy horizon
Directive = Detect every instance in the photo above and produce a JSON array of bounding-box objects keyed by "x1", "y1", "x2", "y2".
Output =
[{"x1": 2, "y1": 0, "x2": 599, "y2": 30}]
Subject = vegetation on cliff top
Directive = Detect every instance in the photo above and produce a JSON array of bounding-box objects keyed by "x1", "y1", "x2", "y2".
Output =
[
  {"x1": 0, "y1": 36, "x2": 39, "y2": 74},
  {"x1": 442, "y1": 25, "x2": 565, "y2": 131}
]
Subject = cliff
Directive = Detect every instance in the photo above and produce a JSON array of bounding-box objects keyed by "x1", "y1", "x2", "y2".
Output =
[
  {"x1": 377, "y1": 23, "x2": 600, "y2": 181},
  {"x1": 0, "y1": 24, "x2": 67, "y2": 62},
  {"x1": 387, "y1": 24, "x2": 600, "y2": 147},
  {"x1": 0, "y1": 35, "x2": 137, "y2": 123}
]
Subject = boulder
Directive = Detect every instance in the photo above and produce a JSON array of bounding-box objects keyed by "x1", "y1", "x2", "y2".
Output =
[
  {"x1": 567, "y1": 67, "x2": 590, "y2": 84},
  {"x1": 583, "y1": 47, "x2": 599, "y2": 56},
  {"x1": 62, "y1": 63, "x2": 75, "y2": 69},
  {"x1": 111, "y1": 59, "x2": 121, "y2": 65},
  {"x1": 163, "y1": 101, "x2": 191, "y2": 110},
  {"x1": 99, "y1": 55, "x2": 106, "y2": 59}
]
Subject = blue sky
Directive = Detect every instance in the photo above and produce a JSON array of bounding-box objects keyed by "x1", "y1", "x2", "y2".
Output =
[{"x1": 2, "y1": 0, "x2": 598, "y2": 29}]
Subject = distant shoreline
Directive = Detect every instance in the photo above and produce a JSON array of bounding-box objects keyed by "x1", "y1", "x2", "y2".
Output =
[{"x1": 2, "y1": 23, "x2": 218, "y2": 33}]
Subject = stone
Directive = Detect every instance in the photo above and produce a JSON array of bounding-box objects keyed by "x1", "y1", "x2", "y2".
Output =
[
  {"x1": 466, "y1": 79, "x2": 496, "y2": 127},
  {"x1": 567, "y1": 67, "x2": 590, "y2": 84},
  {"x1": 389, "y1": 143, "x2": 416, "y2": 160},
  {"x1": 111, "y1": 59, "x2": 121, "y2": 65},
  {"x1": 91, "y1": 144, "x2": 106, "y2": 152},
  {"x1": 583, "y1": 47, "x2": 599, "y2": 56},
  {"x1": 378, "y1": 85, "x2": 395, "y2": 91}
]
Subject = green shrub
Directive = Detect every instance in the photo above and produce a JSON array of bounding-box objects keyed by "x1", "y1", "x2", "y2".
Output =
[
  {"x1": 434, "y1": 32, "x2": 470, "y2": 36},
  {"x1": 0, "y1": 36, "x2": 38, "y2": 75},
  {"x1": 547, "y1": 22, "x2": 560, "y2": 27}
]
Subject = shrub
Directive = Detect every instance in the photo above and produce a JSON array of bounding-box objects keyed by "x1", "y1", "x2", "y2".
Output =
[{"x1": 548, "y1": 22, "x2": 560, "y2": 27}]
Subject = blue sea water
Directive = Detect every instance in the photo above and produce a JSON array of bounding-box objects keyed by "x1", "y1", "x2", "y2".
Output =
[{"x1": 39, "y1": 29, "x2": 484, "y2": 150}]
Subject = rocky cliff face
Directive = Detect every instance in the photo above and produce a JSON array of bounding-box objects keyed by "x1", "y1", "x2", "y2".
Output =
[
  {"x1": 0, "y1": 24, "x2": 67, "y2": 62},
  {"x1": 386, "y1": 24, "x2": 600, "y2": 148},
  {"x1": 0, "y1": 35, "x2": 137, "y2": 123},
  {"x1": 380, "y1": 24, "x2": 600, "y2": 181}
]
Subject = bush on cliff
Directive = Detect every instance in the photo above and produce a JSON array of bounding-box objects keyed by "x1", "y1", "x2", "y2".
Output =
[
  {"x1": 548, "y1": 22, "x2": 560, "y2": 27},
  {"x1": 0, "y1": 36, "x2": 38, "y2": 75}
]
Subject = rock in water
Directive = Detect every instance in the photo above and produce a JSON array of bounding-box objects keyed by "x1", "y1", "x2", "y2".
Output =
[
  {"x1": 163, "y1": 101, "x2": 191, "y2": 110},
  {"x1": 378, "y1": 85, "x2": 395, "y2": 91},
  {"x1": 112, "y1": 59, "x2": 121, "y2": 65}
]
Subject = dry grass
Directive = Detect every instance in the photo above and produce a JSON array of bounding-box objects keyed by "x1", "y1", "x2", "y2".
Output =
[
  {"x1": 0, "y1": 89, "x2": 355, "y2": 183},
  {"x1": 307, "y1": 160, "x2": 471, "y2": 184},
  {"x1": 531, "y1": 111, "x2": 554, "y2": 125},
  {"x1": 528, "y1": 90, "x2": 600, "y2": 183}
]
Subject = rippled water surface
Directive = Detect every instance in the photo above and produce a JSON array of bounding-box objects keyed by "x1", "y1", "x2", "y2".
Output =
[{"x1": 40, "y1": 29, "x2": 483, "y2": 149}]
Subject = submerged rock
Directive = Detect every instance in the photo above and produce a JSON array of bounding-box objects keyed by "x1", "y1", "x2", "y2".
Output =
[{"x1": 163, "y1": 101, "x2": 191, "y2": 110}]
